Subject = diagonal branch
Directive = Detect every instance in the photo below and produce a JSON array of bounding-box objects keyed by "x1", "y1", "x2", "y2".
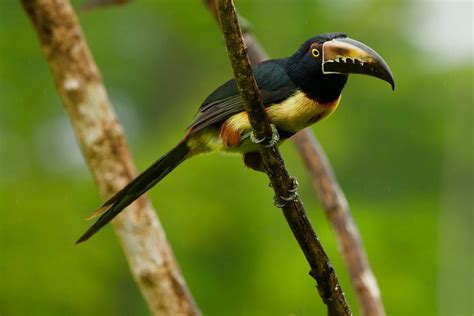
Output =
[
  {"x1": 215, "y1": 1, "x2": 351, "y2": 315},
  {"x1": 205, "y1": 1, "x2": 385, "y2": 315},
  {"x1": 292, "y1": 130, "x2": 385, "y2": 316},
  {"x1": 20, "y1": 0, "x2": 200, "y2": 315}
]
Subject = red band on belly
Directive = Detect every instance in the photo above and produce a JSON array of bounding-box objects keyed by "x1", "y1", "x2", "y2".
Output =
[{"x1": 220, "y1": 123, "x2": 242, "y2": 148}]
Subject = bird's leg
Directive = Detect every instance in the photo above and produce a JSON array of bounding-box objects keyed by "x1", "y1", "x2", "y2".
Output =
[
  {"x1": 250, "y1": 123, "x2": 280, "y2": 147},
  {"x1": 246, "y1": 124, "x2": 298, "y2": 207},
  {"x1": 243, "y1": 152, "x2": 265, "y2": 172},
  {"x1": 243, "y1": 152, "x2": 299, "y2": 208},
  {"x1": 273, "y1": 176, "x2": 299, "y2": 208}
]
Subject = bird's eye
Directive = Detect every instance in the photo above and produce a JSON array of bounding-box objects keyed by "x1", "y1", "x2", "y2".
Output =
[{"x1": 311, "y1": 48, "x2": 320, "y2": 58}]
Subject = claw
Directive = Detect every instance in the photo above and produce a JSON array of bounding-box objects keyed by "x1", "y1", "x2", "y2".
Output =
[
  {"x1": 250, "y1": 132, "x2": 265, "y2": 144},
  {"x1": 280, "y1": 192, "x2": 299, "y2": 202},
  {"x1": 264, "y1": 124, "x2": 280, "y2": 147},
  {"x1": 273, "y1": 195, "x2": 287, "y2": 208},
  {"x1": 272, "y1": 176, "x2": 300, "y2": 208},
  {"x1": 288, "y1": 176, "x2": 299, "y2": 193},
  {"x1": 250, "y1": 124, "x2": 280, "y2": 147}
]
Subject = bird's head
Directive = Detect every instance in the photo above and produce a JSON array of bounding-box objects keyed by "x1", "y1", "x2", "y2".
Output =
[{"x1": 288, "y1": 33, "x2": 394, "y2": 101}]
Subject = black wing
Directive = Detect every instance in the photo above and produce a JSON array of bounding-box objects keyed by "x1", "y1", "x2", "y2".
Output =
[{"x1": 188, "y1": 58, "x2": 297, "y2": 133}]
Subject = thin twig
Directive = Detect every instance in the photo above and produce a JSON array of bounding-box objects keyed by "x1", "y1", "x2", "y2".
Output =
[
  {"x1": 21, "y1": 1, "x2": 200, "y2": 315},
  {"x1": 215, "y1": 1, "x2": 351, "y2": 315},
  {"x1": 205, "y1": 1, "x2": 385, "y2": 314}
]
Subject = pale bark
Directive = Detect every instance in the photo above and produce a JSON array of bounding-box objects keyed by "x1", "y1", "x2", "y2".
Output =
[
  {"x1": 293, "y1": 130, "x2": 385, "y2": 316},
  {"x1": 21, "y1": 0, "x2": 200, "y2": 315}
]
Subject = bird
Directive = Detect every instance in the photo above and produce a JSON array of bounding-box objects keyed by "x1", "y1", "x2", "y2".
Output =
[{"x1": 76, "y1": 32, "x2": 394, "y2": 244}]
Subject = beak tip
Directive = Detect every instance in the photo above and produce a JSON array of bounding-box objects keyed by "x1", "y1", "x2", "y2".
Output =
[{"x1": 384, "y1": 73, "x2": 395, "y2": 91}]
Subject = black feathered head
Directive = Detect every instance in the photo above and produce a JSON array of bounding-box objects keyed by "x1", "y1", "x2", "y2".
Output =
[{"x1": 290, "y1": 32, "x2": 394, "y2": 91}]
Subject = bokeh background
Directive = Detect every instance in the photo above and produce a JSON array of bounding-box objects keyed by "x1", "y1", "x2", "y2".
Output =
[{"x1": 1, "y1": 0, "x2": 472, "y2": 315}]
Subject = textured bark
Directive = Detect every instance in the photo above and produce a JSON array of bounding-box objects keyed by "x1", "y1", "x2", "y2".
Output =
[
  {"x1": 206, "y1": 1, "x2": 385, "y2": 314},
  {"x1": 21, "y1": 1, "x2": 200, "y2": 315},
  {"x1": 216, "y1": 1, "x2": 351, "y2": 315}
]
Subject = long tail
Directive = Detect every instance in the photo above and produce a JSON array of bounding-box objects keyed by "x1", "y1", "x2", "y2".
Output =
[{"x1": 76, "y1": 141, "x2": 190, "y2": 244}]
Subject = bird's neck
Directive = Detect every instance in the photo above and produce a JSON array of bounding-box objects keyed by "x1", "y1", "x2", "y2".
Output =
[{"x1": 286, "y1": 59, "x2": 348, "y2": 104}]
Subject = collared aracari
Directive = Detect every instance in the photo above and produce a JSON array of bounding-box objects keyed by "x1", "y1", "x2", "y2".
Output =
[{"x1": 76, "y1": 32, "x2": 394, "y2": 243}]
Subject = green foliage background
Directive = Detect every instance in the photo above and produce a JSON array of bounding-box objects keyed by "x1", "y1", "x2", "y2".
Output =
[{"x1": 0, "y1": 1, "x2": 472, "y2": 315}]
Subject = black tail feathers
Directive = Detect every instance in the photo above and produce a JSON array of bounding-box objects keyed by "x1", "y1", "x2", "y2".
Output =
[{"x1": 76, "y1": 141, "x2": 190, "y2": 244}]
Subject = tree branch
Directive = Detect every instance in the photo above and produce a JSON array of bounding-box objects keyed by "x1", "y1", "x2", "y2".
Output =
[
  {"x1": 292, "y1": 130, "x2": 385, "y2": 316},
  {"x1": 20, "y1": 1, "x2": 200, "y2": 315},
  {"x1": 215, "y1": 1, "x2": 351, "y2": 315},
  {"x1": 205, "y1": 1, "x2": 385, "y2": 314}
]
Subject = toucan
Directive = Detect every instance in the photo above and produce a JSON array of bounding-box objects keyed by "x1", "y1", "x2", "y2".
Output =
[{"x1": 76, "y1": 32, "x2": 394, "y2": 243}]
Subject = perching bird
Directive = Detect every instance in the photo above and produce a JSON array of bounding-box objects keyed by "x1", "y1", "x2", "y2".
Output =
[{"x1": 76, "y1": 32, "x2": 394, "y2": 243}]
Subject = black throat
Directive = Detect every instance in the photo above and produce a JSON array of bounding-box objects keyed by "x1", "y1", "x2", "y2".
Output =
[{"x1": 285, "y1": 58, "x2": 348, "y2": 103}]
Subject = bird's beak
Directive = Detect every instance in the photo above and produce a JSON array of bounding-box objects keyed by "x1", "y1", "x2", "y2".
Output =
[{"x1": 322, "y1": 37, "x2": 395, "y2": 90}]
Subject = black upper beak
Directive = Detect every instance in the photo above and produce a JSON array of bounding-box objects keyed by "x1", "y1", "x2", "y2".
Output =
[{"x1": 322, "y1": 37, "x2": 395, "y2": 90}]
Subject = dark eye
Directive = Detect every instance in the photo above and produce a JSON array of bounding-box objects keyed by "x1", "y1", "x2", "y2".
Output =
[{"x1": 311, "y1": 48, "x2": 320, "y2": 58}]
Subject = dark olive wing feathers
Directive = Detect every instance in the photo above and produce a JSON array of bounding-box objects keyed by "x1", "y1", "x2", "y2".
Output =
[{"x1": 188, "y1": 59, "x2": 297, "y2": 133}]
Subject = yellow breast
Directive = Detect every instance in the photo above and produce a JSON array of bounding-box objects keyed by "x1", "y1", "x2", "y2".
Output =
[
  {"x1": 266, "y1": 91, "x2": 341, "y2": 132},
  {"x1": 188, "y1": 91, "x2": 341, "y2": 155},
  {"x1": 224, "y1": 90, "x2": 341, "y2": 134}
]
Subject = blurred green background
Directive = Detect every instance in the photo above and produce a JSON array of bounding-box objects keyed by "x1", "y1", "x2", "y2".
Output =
[{"x1": 1, "y1": 0, "x2": 472, "y2": 315}]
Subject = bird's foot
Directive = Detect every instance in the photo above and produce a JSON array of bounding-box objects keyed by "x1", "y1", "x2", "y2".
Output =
[
  {"x1": 273, "y1": 176, "x2": 299, "y2": 208},
  {"x1": 250, "y1": 124, "x2": 280, "y2": 148}
]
